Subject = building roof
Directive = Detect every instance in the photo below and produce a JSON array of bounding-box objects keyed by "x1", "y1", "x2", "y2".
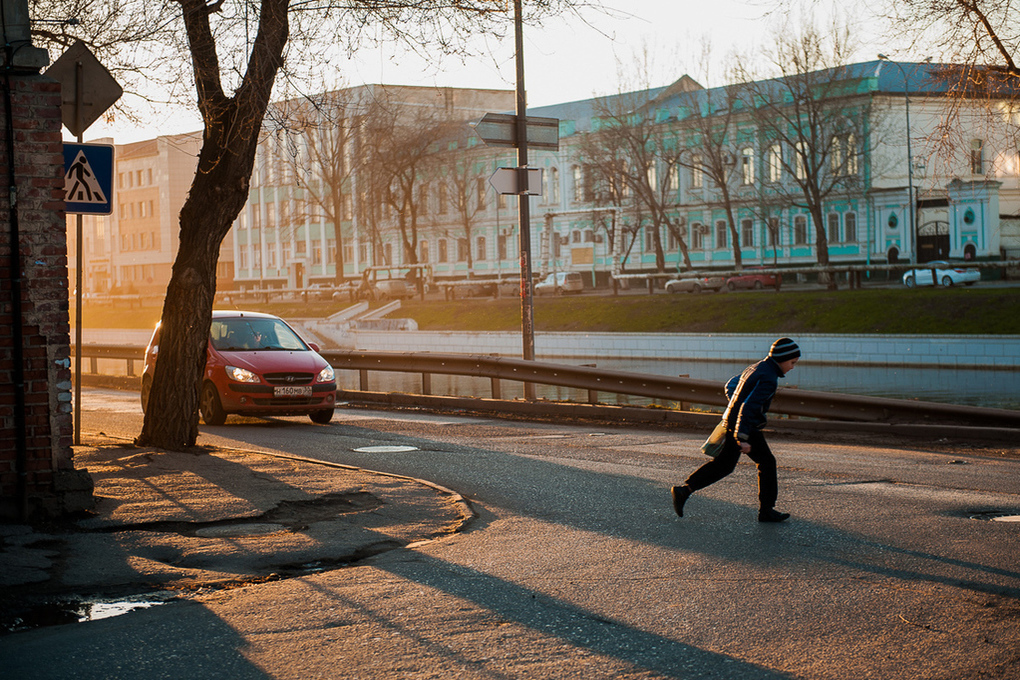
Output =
[{"x1": 531, "y1": 61, "x2": 1020, "y2": 137}]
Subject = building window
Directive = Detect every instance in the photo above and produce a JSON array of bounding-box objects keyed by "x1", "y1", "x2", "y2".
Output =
[
  {"x1": 829, "y1": 135, "x2": 843, "y2": 176},
  {"x1": 572, "y1": 165, "x2": 585, "y2": 202},
  {"x1": 794, "y1": 142, "x2": 807, "y2": 180},
  {"x1": 457, "y1": 238, "x2": 469, "y2": 262},
  {"x1": 438, "y1": 239, "x2": 448, "y2": 263},
  {"x1": 741, "y1": 147, "x2": 755, "y2": 185},
  {"x1": 691, "y1": 155, "x2": 704, "y2": 188},
  {"x1": 794, "y1": 215, "x2": 808, "y2": 245},
  {"x1": 644, "y1": 225, "x2": 658, "y2": 252},
  {"x1": 438, "y1": 183, "x2": 448, "y2": 214},
  {"x1": 827, "y1": 213, "x2": 840, "y2": 243},
  {"x1": 691, "y1": 222, "x2": 705, "y2": 250},
  {"x1": 550, "y1": 167, "x2": 560, "y2": 203},
  {"x1": 476, "y1": 178, "x2": 487, "y2": 209},
  {"x1": 971, "y1": 139, "x2": 984, "y2": 174},
  {"x1": 418, "y1": 184, "x2": 429, "y2": 215},
  {"x1": 498, "y1": 234, "x2": 508, "y2": 260},
  {"x1": 767, "y1": 144, "x2": 782, "y2": 183},
  {"x1": 845, "y1": 212, "x2": 857, "y2": 242},
  {"x1": 846, "y1": 134, "x2": 859, "y2": 175},
  {"x1": 647, "y1": 164, "x2": 658, "y2": 192},
  {"x1": 715, "y1": 220, "x2": 727, "y2": 248},
  {"x1": 419, "y1": 240, "x2": 429, "y2": 263},
  {"x1": 476, "y1": 236, "x2": 487, "y2": 261},
  {"x1": 741, "y1": 219, "x2": 754, "y2": 247},
  {"x1": 768, "y1": 217, "x2": 780, "y2": 247}
]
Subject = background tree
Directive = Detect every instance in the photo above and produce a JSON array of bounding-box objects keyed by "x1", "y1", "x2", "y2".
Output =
[
  {"x1": 582, "y1": 77, "x2": 702, "y2": 273},
  {"x1": 274, "y1": 87, "x2": 358, "y2": 286},
  {"x1": 435, "y1": 139, "x2": 494, "y2": 279},
  {"x1": 670, "y1": 74, "x2": 746, "y2": 268},
  {"x1": 736, "y1": 21, "x2": 866, "y2": 279},
  {"x1": 31, "y1": 0, "x2": 576, "y2": 449}
]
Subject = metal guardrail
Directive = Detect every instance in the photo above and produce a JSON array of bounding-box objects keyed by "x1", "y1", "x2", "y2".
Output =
[
  {"x1": 317, "y1": 350, "x2": 1019, "y2": 429},
  {"x1": 72, "y1": 344, "x2": 1019, "y2": 430}
]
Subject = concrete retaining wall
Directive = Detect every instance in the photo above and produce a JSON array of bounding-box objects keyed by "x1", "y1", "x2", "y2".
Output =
[
  {"x1": 340, "y1": 330, "x2": 1019, "y2": 370},
  {"x1": 82, "y1": 328, "x2": 1020, "y2": 370}
]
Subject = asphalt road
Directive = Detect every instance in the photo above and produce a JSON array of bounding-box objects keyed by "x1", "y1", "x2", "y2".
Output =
[{"x1": 70, "y1": 389, "x2": 1020, "y2": 679}]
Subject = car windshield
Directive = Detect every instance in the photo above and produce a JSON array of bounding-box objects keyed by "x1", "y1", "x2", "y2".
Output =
[{"x1": 211, "y1": 317, "x2": 308, "y2": 351}]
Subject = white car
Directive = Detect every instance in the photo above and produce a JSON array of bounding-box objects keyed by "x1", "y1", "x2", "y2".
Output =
[
  {"x1": 665, "y1": 275, "x2": 725, "y2": 294},
  {"x1": 902, "y1": 261, "x2": 980, "y2": 288},
  {"x1": 535, "y1": 272, "x2": 584, "y2": 295}
]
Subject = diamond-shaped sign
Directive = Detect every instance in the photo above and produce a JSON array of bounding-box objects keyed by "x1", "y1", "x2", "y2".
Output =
[{"x1": 45, "y1": 41, "x2": 123, "y2": 137}]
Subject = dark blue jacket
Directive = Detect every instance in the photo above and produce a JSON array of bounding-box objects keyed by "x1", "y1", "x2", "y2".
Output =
[{"x1": 723, "y1": 357, "x2": 787, "y2": 442}]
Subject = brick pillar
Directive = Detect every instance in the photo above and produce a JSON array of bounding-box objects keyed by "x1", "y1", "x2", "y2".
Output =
[{"x1": 0, "y1": 70, "x2": 93, "y2": 519}]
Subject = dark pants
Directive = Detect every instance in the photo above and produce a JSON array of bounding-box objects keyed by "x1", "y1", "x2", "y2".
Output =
[{"x1": 684, "y1": 430, "x2": 778, "y2": 510}]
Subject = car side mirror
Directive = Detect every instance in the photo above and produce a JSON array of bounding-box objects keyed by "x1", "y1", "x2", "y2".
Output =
[{"x1": 309, "y1": 343, "x2": 320, "y2": 352}]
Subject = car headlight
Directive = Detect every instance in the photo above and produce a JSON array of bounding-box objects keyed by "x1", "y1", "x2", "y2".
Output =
[
  {"x1": 225, "y1": 365, "x2": 260, "y2": 383},
  {"x1": 317, "y1": 365, "x2": 335, "y2": 383}
]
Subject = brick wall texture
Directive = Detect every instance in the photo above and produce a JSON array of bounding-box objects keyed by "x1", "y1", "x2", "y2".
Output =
[{"x1": 0, "y1": 72, "x2": 91, "y2": 519}]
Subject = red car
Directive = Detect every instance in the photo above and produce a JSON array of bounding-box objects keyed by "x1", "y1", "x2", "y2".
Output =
[
  {"x1": 725, "y1": 267, "x2": 781, "y2": 291},
  {"x1": 141, "y1": 310, "x2": 337, "y2": 425}
]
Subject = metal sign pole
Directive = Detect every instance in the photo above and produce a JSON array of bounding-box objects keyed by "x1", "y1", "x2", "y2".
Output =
[
  {"x1": 74, "y1": 61, "x2": 83, "y2": 446},
  {"x1": 514, "y1": 0, "x2": 537, "y2": 393}
]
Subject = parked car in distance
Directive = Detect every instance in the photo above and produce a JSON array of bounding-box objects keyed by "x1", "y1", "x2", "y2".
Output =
[
  {"x1": 665, "y1": 275, "x2": 725, "y2": 294},
  {"x1": 902, "y1": 261, "x2": 981, "y2": 288},
  {"x1": 535, "y1": 271, "x2": 584, "y2": 295},
  {"x1": 725, "y1": 267, "x2": 781, "y2": 291},
  {"x1": 141, "y1": 311, "x2": 337, "y2": 426}
]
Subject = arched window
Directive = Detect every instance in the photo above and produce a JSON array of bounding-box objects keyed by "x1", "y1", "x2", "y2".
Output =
[
  {"x1": 767, "y1": 144, "x2": 783, "y2": 183},
  {"x1": 572, "y1": 165, "x2": 585, "y2": 202},
  {"x1": 741, "y1": 147, "x2": 755, "y2": 185}
]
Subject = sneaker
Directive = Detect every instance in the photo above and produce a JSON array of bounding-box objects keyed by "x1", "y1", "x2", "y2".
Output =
[
  {"x1": 758, "y1": 508, "x2": 790, "y2": 523},
  {"x1": 671, "y1": 485, "x2": 692, "y2": 517}
]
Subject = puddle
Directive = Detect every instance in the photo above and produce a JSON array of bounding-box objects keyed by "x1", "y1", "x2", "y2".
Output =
[
  {"x1": 195, "y1": 522, "x2": 288, "y2": 538},
  {"x1": 3, "y1": 595, "x2": 175, "y2": 635},
  {"x1": 353, "y1": 445, "x2": 419, "y2": 453},
  {"x1": 968, "y1": 509, "x2": 1020, "y2": 522}
]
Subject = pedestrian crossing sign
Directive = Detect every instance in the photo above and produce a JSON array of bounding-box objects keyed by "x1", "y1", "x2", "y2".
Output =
[{"x1": 63, "y1": 143, "x2": 114, "y2": 215}]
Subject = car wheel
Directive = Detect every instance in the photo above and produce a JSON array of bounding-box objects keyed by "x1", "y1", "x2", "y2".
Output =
[
  {"x1": 941, "y1": 275, "x2": 954, "y2": 287},
  {"x1": 666, "y1": 284, "x2": 676, "y2": 294},
  {"x1": 754, "y1": 280, "x2": 763, "y2": 290},
  {"x1": 140, "y1": 375, "x2": 152, "y2": 413},
  {"x1": 692, "y1": 284, "x2": 702, "y2": 294},
  {"x1": 727, "y1": 281, "x2": 736, "y2": 291},
  {"x1": 904, "y1": 276, "x2": 915, "y2": 288},
  {"x1": 200, "y1": 382, "x2": 227, "y2": 426},
  {"x1": 309, "y1": 409, "x2": 334, "y2": 424},
  {"x1": 555, "y1": 287, "x2": 563, "y2": 295}
]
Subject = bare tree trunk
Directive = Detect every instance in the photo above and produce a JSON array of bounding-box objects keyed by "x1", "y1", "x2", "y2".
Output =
[{"x1": 135, "y1": 0, "x2": 288, "y2": 449}]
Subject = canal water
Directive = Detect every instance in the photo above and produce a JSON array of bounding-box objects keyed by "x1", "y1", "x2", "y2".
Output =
[{"x1": 336, "y1": 359, "x2": 1020, "y2": 411}]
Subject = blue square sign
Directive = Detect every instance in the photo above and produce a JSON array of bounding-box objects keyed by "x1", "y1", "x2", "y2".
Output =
[{"x1": 64, "y1": 143, "x2": 114, "y2": 215}]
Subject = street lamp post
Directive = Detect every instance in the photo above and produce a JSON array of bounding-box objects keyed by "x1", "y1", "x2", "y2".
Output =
[{"x1": 878, "y1": 55, "x2": 931, "y2": 265}]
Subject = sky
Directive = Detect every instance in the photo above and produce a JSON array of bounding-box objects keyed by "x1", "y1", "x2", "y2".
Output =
[{"x1": 80, "y1": 0, "x2": 907, "y2": 145}]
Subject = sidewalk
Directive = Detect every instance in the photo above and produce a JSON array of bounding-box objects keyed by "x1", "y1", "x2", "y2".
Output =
[{"x1": 0, "y1": 435, "x2": 471, "y2": 632}]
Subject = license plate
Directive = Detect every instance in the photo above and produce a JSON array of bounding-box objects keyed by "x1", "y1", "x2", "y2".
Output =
[{"x1": 274, "y1": 385, "x2": 312, "y2": 397}]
